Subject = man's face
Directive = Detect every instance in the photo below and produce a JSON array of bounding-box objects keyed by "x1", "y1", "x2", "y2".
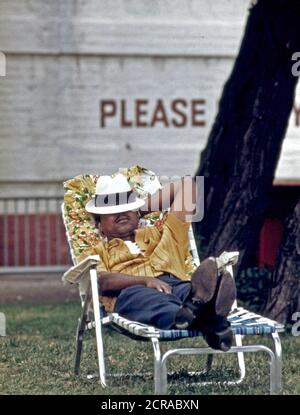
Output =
[{"x1": 98, "y1": 210, "x2": 139, "y2": 241}]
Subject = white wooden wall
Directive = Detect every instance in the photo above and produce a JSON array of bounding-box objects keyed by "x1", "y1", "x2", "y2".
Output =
[{"x1": 0, "y1": 0, "x2": 299, "y2": 197}]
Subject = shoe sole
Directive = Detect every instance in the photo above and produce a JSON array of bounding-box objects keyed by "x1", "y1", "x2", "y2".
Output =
[
  {"x1": 190, "y1": 258, "x2": 218, "y2": 304},
  {"x1": 215, "y1": 271, "x2": 236, "y2": 317}
]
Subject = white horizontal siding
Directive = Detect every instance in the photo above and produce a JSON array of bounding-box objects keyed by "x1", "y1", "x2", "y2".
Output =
[
  {"x1": 0, "y1": 55, "x2": 234, "y2": 182},
  {"x1": 0, "y1": 20, "x2": 245, "y2": 57},
  {"x1": 0, "y1": 0, "x2": 299, "y2": 197},
  {"x1": 0, "y1": 0, "x2": 249, "y2": 56}
]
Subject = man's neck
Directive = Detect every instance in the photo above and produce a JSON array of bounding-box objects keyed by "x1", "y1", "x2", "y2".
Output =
[{"x1": 108, "y1": 232, "x2": 135, "y2": 242}]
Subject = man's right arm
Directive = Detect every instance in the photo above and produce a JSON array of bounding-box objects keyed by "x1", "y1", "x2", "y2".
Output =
[
  {"x1": 99, "y1": 272, "x2": 172, "y2": 296},
  {"x1": 140, "y1": 176, "x2": 196, "y2": 223}
]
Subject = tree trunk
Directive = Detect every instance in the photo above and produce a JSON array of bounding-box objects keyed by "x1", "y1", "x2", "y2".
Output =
[
  {"x1": 263, "y1": 198, "x2": 300, "y2": 323},
  {"x1": 194, "y1": 0, "x2": 300, "y2": 275}
]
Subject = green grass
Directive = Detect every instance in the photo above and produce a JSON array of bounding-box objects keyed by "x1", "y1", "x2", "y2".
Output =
[{"x1": 0, "y1": 302, "x2": 299, "y2": 395}]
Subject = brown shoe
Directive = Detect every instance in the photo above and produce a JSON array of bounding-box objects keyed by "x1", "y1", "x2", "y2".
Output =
[
  {"x1": 214, "y1": 270, "x2": 236, "y2": 317},
  {"x1": 202, "y1": 317, "x2": 233, "y2": 351},
  {"x1": 180, "y1": 257, "x2": 236, "y2": 339},
  {"x1": 189, "y1": 258, "x2": 236, "y2": 319},
  {"x1": 174, "y1": 306, "x2": 196, "y2": 329},
  {"x1": 190, "y1": 257, "x2": 219, "y2": 305}
]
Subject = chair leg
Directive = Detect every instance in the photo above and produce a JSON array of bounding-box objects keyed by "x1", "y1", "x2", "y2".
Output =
[
  {"x1": 74, "y1": 292, "x2": 91, "y2": 376},
  {"x1": 234, "y1": 334, "x2": 246, "y2": 383},
  {"x1": 151, "y1": 338, "x2": 163, "y2": 394},
  {"x1": 203, "y1": 354, "x2": 213, "y2": 374},
  {"x1": 90, "y1": 266, "x2": 107, "y2": 387},
  {"x1": 270, "y1": 332, "x2": 282, "y2": 394},
  {"x1": 74, "y1": 316, "x2": 86, "y2": 375}
]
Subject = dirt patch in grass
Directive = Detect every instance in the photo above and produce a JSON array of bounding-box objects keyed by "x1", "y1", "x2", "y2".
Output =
[{"x1": 0, "y1": 273, "x2": 78, "y2": 304}]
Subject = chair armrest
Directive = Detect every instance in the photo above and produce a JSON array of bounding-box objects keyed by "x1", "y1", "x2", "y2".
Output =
[
  {"x1": 216, "y1": 251, "x2": 239, "y2": 272},
  {"x1": 62, "y1": 255, "x2": 101, "y2": 284}
]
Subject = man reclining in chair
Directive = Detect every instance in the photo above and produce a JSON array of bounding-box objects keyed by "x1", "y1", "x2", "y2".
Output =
[{"x1": 85, "y1": 174, "x2": 236, "y2": 351}]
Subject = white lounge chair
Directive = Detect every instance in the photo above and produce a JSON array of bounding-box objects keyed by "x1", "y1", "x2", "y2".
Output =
[{"x1": 62, "y1": 166, "x2": 284, "y2": 394}]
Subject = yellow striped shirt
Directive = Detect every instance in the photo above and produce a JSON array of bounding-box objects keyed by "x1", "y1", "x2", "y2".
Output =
[{"x1": 94, "y1": 213, "x2": 191, "y2": 311}]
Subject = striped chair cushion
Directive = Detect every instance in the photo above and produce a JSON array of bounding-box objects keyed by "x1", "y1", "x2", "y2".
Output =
[{"x1": 108, "y1": 307, "x2": 284, "y2": 340}]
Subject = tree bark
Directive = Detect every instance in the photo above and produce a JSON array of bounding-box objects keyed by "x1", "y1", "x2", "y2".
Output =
[
  {"x1": 263, "y1": 198, "x2": 300, "y2": 323},
  {"x1": 194, "y1": 0, "x2": 300, "y2": 276}
]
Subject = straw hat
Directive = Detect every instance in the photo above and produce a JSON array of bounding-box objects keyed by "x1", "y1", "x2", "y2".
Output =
[{"x1": 85, "y1": 174, "x2": 145, "y2": 214}]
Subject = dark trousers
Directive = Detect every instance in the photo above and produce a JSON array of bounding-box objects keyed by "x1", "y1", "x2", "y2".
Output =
[{"x1": 114, "y1": 274, "x2": 192, "y2": 330}]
